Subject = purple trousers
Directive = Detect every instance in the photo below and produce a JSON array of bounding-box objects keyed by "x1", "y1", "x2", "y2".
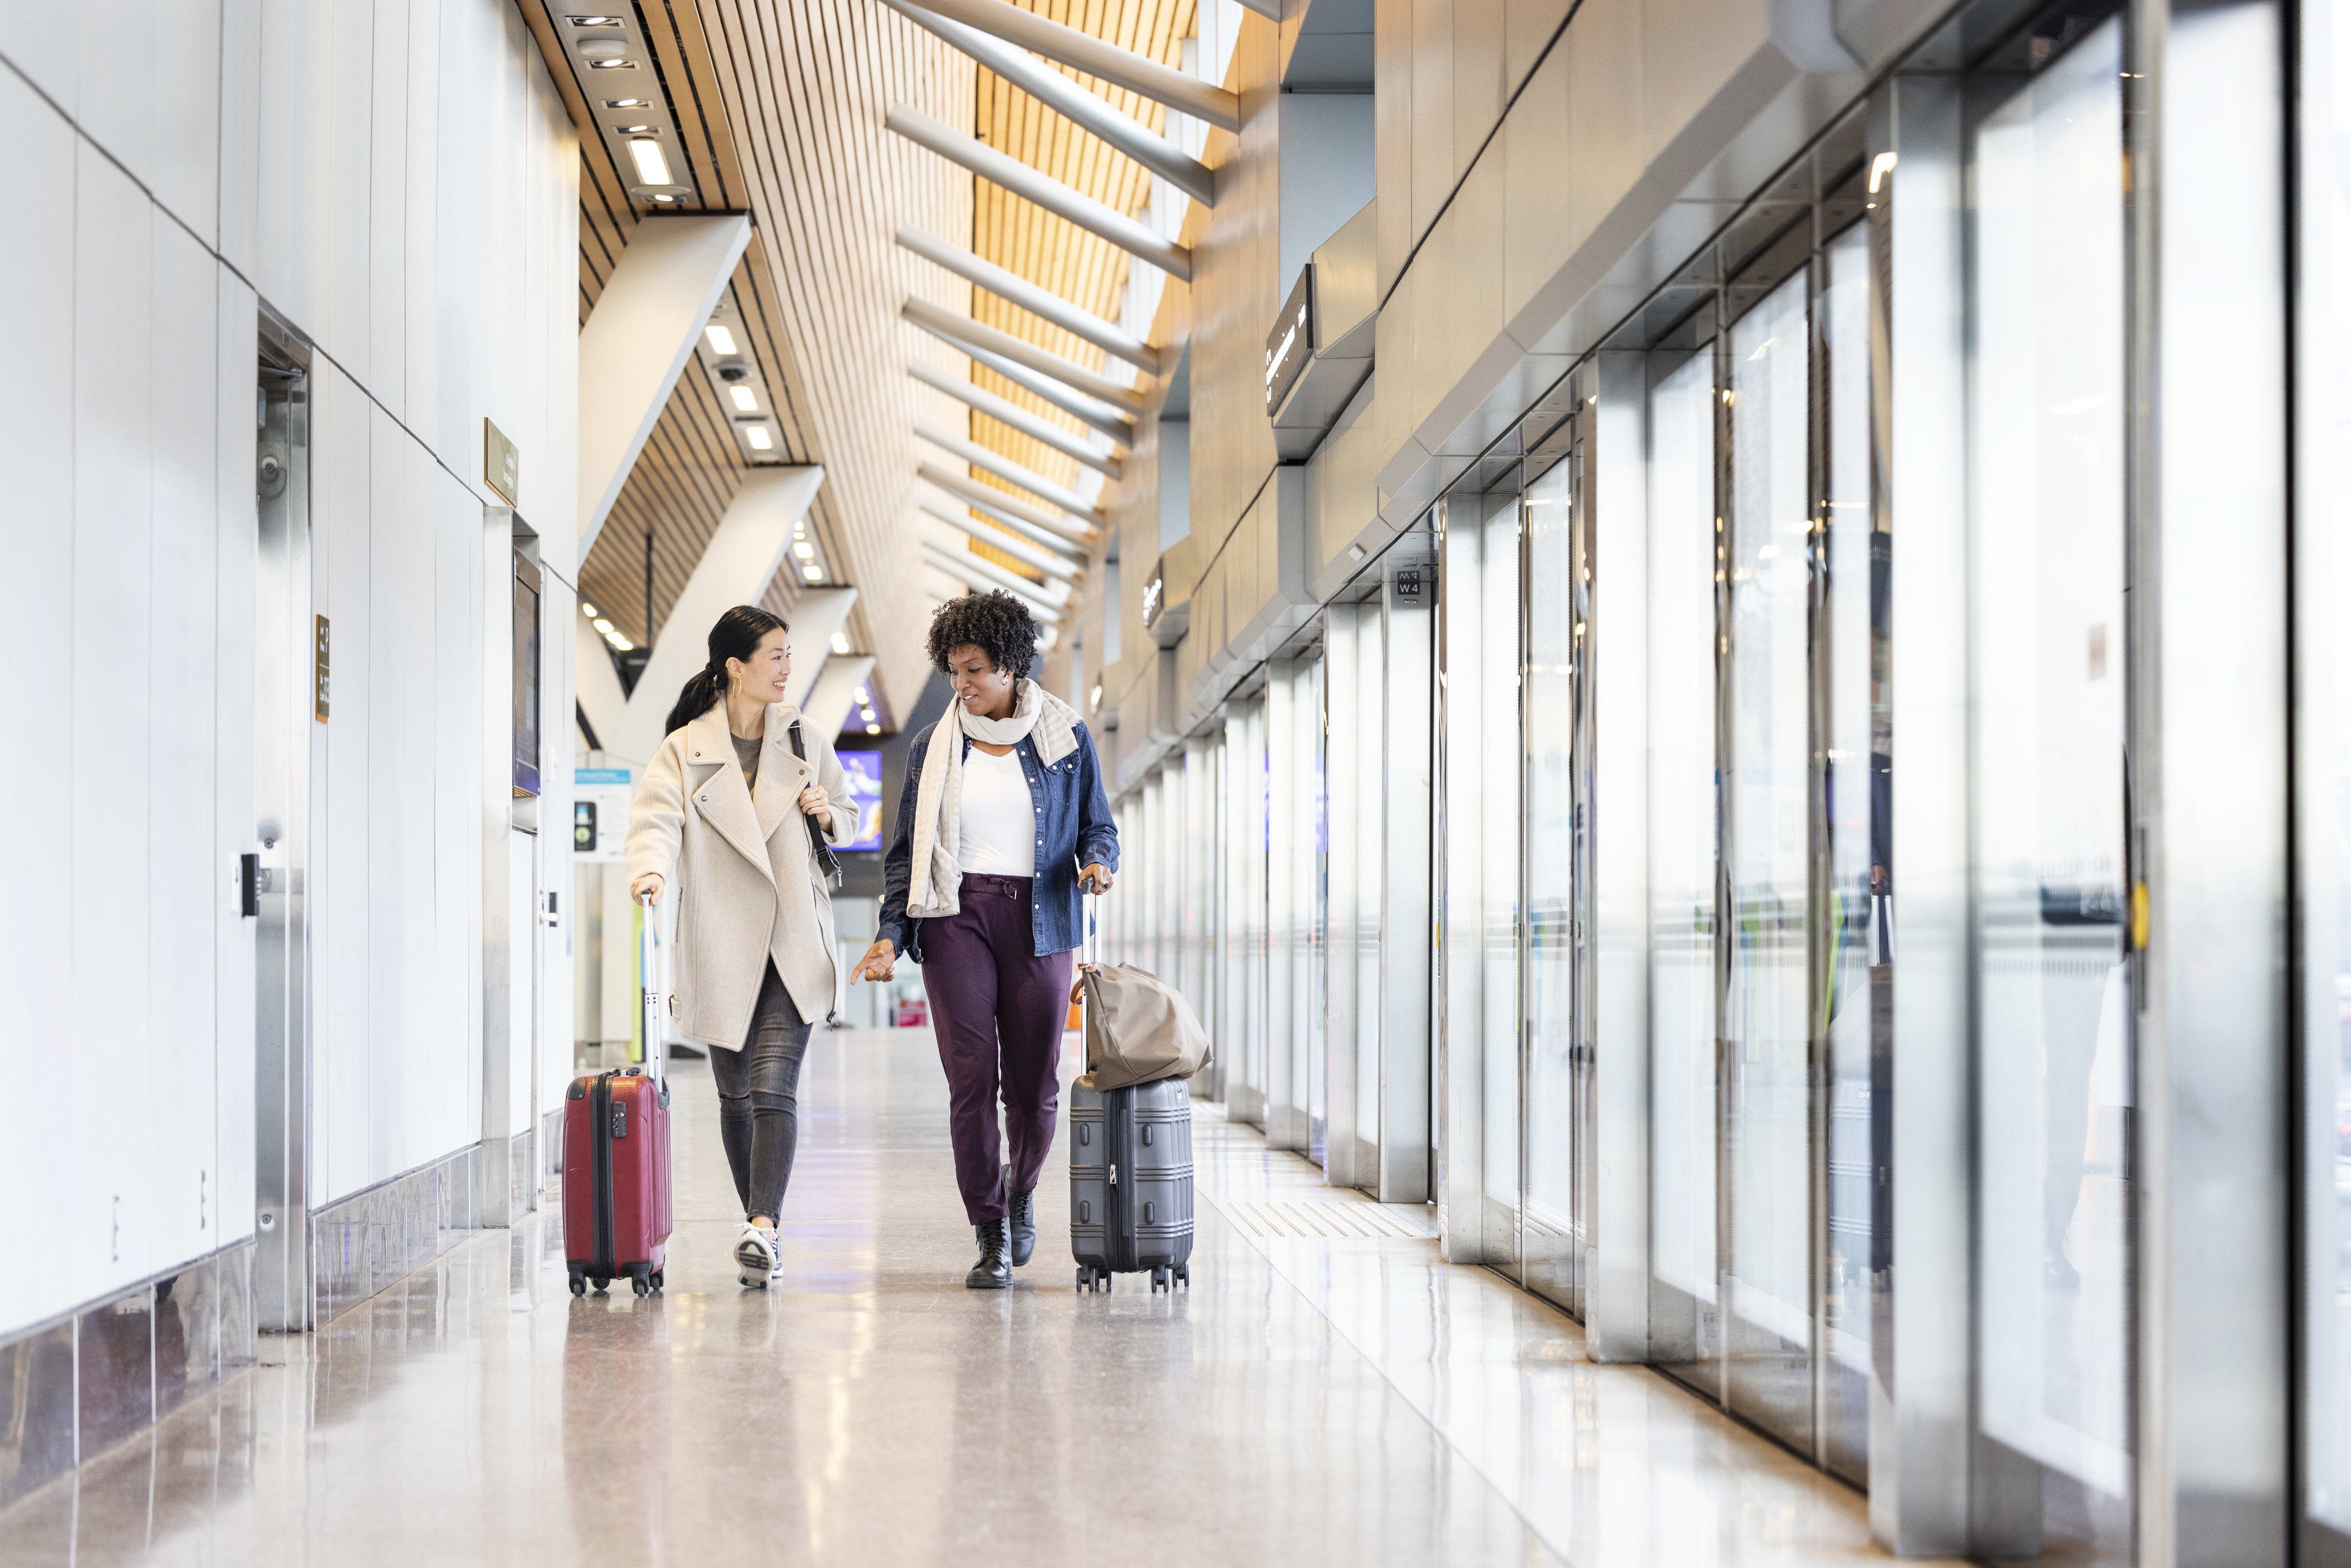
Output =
[{"x1": 923, "y1": 873, "x2": 1076, "y2": 1225}]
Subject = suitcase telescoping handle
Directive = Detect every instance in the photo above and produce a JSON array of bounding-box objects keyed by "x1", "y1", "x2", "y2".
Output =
[{"x1": 637, "y1": 889, "x2": 667, "y2": 1085}]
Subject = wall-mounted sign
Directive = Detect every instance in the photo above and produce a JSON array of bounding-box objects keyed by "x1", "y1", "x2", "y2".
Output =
[
  {"x1": 1141, "y1": 562, "x2": 1166, "y2": 630},
  {"x1": 1263, "y1": 266, "x2": 1314, "y2": 415},
  {"x1": 484, "y1": 418, "x2": 520, "y2": 507},
  {"x1": 1392, "y1": 566, "x2": 1425, "y2": 604},
  {"x1": 574, "y1": 768, "x2": 634, "y2": 862},
  {"x1": 313, "y1": 615, "x2": 331, "y2": 721}
]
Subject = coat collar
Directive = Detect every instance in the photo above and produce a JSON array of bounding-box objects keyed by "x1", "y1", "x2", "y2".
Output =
[{"x1": 681, "y1": 702, "x2": 814, "y2": 877}]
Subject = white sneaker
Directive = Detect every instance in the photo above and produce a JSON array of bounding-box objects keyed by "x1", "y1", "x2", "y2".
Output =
[{"x1": 734, "y1": 1223, "x2": 782, "y2": 1288}]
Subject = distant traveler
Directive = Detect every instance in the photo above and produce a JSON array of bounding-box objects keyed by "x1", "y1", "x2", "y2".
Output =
[
  {"x1": 626, "y1": 605, "x2": 860, "y2": 1289},
  {"x1": 857, "y1": 591, "x2": 1119, "y2": 1289}
]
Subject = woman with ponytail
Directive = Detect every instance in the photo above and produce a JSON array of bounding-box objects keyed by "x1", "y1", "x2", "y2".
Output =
[{"x1": 624, "y1": 605, "x2": 860, "y2": 1288}]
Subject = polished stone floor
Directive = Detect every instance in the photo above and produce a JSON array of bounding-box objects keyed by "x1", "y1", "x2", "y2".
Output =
[{"x1": 0, "y1": 1030, "x2": 1954, "y2": 1567}]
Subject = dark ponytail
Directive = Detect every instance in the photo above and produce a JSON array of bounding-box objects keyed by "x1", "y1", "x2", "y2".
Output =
[{"x1": 662, "y1": 604, "x2": 789, "y2": 736}]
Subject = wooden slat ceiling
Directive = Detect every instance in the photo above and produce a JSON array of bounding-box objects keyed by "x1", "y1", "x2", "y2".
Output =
[
  {"x1": 959, "y1": 0, "x2": 1194, "y2": 585},
  {"x1": 555, "y1": 0, "x2": 1193, "y2": 718}
]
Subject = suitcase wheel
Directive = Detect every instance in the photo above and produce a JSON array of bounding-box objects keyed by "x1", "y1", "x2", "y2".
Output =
[
  {"x1": 631, "y1": 1276, "x2": 650, "y2": 1297},
  {"x1": 1175, "y1": 1264, "x2": 1190, "y2": 1288},
  {"x1": 568, "y1": 1275, "x2": 586, "y2": 1298},
  {"x1": 649, "y1": 1269, "x2": 664, "y2": 1293},
  {"x1": 1075, "y1": 1266, "x2": 1093, "y2": 1292},
  {"x1": 1150, "y1": 1266, "x2": 1168, "y2": 1293}
]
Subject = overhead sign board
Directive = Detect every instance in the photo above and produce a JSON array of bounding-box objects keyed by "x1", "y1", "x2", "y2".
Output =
[{"x1": 1263, "y1": 266, "x2": 1314, "y2": 415}]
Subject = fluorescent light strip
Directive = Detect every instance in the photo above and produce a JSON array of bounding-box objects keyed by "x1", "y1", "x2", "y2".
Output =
[
  {"x1": 626, "y1": 139, "x2": 671, "y2": 186},
  {"x1": 705, "y1": 324, "x2": 738, "y2": 356}
]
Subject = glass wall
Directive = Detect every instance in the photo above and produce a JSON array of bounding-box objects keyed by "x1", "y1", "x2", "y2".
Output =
[
  {"x1": 1966, "y1": 18, "x2": 2132, "y2": 1559},
  {"x1": 1648, "y1": 340, "x2": 1722, "y2": 1395},
  {"x1": 2307, "y1": 0, "x2": 2351, "y2": 1553},
  {"x1": 1523, "y1": 451, "x2": 1583, "y2": 1310}
]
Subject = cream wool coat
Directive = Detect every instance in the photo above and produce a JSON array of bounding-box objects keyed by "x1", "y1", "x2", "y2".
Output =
[{"x1": 624, "y1": 702, "x2": 858, "y2": 1048}]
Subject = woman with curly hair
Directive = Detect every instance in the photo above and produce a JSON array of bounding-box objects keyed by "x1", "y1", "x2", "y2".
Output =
[{"x1": 857, "y1": 590, "x2": 1118, "y2": 1288}]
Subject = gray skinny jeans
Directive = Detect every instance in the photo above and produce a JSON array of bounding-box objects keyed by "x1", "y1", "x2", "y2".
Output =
[{"x1": 711, "y1": 963, "x2": 812, "y2": 1222}]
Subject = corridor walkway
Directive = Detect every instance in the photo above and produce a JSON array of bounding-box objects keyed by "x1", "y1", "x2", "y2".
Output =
[{"x1": 0, "y1": 1031, "x2": 1946, "y2": 1567}]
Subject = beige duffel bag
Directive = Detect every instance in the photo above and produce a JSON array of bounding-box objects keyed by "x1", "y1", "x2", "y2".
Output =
[{"x1": 1078, "y1": 961, "x2": 1213, "y2": 1090}]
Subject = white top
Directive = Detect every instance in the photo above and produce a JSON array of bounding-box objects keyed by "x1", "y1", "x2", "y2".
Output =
[{"x1": 956, "y1": 745, "x2": 1035, "y2": 877}]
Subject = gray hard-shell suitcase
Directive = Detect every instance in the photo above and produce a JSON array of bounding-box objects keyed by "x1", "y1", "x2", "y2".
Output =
[{"x1": 1068, "y1": 1075, "x2": 1194, "y2": 1292}]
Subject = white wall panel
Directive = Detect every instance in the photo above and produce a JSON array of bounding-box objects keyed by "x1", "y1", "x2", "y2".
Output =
[
  {"x1": 75, "y1": 0, "x2": 155, "y2": 197},
  {"x1": 71, "y1": 143, "x2": 156, "y2": 1302},
  {"x1": 366, "y1": 405, "x2": 414, "y2": 1182},
  {"x1": 435, "y1": 467, "x2": 485, "y2": 1140},
  {"x1": 0, "y1": 1, "x2": 76, "y2": 109},
  {"x1": 252, "y1": 0, "x2": 331, "y2": 334},
  {"x1": 370, "y1": 0, "x2": 410, "y2": 420},
  {"x1": 148, "y1": 213, "x2": 222, "y2": 1270},
  {"x1": 219, "y1": 0, "x2": 262, "y2": 275},
  {"x1": 415, "y1": 441, "x2": 474, "y2": 1157},
  {"x1": 214, "y1": 272, "x2": 261, "y2": 1250},
  {"x1": 0, "y1": 75, "x2": 81, "y2": 1332},
  {"x1": 310, "y1": 359, "x2": 372, "y2": 1203},
  {"x1": 323, "y1": 0, "x2": 374, "y2": 380},
  {"x1": 151, "y1": 0, "x2": 224, "y2": 248},
  {"x1": 403, "y1": 0, "x2": 441, "y2": 446}
]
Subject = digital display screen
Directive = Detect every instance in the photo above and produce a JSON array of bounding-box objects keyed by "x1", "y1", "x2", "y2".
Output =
[{"x1": 836, "y1": 749, "x2": 885, "y2": 852}]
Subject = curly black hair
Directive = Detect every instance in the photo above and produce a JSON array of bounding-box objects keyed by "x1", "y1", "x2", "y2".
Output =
[{"x1": 926, "y1": 589, "x2": 1039, "y2": 681}]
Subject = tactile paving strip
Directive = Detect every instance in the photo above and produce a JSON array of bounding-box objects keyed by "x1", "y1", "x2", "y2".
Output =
[{"x1": 1213, "y1": 1198, "x2": 1439, "y2": 1240}]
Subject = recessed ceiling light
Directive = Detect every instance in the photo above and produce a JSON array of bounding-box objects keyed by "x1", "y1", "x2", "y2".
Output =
[
  {"x1": 603, "y1": 99, "x2": 648, "y2": 108},
  {"x1": 854, "y1": 686, "x2": 870, "y2": 705},
  {"x1": 831, "y1": 632, "x2": 852, "y2": 654},
  {"x1": 626, "y1": 139, "x2": 671, "y2": 185},
  {"x1": 609, "y1": 634, "x2": 634, "y2": 651},
  {"x1": 744, "y1": 426, "x2": 774, "y2": 451},
  {"x1": 568, "y1": 15, "x2": 627, "y2": 24},
  {"x1": 580, "y1": 601, "x2": 598, "y2": 618},
  {"x1": 588, "y1": 58, "x2": 635, "y2": 69},
  {"x1": 860, "y1": 707, "x2": 877, "y2": 722},
  {"x1": 793, "y1": 542, "x2": 815, "y2": 560},
  {"x1": 705, "y1": 324, "x2": 738, "y2": 356},
  {"x1": 865, "y1": 723, "x2": 881, "y2": 735},
  {"x1": 729, "y1": 385, "x2": 758, "y2": 412},
  {"x1": 615, "y1": 124, "x2": 654, "y2": 134},
  {"x1": 592, "y1": 617, "x2": 615, "y2": 634},
  {"x1": 649, "y1": 193, "x2": 676, "y2": 203},
  {"x1": 803, "y1": 565, "x2": 822, "y2": 581}
]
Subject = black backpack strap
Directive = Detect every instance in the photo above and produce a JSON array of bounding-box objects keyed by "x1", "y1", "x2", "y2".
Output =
[{"x1": 790, "y1": 721, "x2": 844, "y2": 887}]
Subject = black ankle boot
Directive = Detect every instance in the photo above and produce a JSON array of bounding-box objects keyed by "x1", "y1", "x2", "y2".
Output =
[
  {"x1": 1007, "y1": 1176, "x2": 1037, "y2": 1267},
  {"x1": 966, "y1": 1218, "x2": 1012, "y2": 1289}
]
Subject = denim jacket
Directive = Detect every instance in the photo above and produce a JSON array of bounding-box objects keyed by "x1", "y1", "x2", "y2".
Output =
[{"x1": 878, "y1": 720, "x2": 1120, "y2": 962}]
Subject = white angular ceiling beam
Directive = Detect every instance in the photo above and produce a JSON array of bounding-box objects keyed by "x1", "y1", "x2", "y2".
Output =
[
  {"x1": 902, "y1": 297, "x2": 1143, "y2": 414},
  {"x1": 900, "y1": 0, "x2": 1240, "y2": 131},
  {"x1": 577, "y1": 214, "x2": 753, "y2": 560},
  {"x1": 918, "y1": 476, "x2": 1091, "y2": 560},
  {"x1": 882, "y1": 4, "x2": 1216, "y2": 209},
  {"x1": 924, "y1": 543, "x2": 1067, "y2": 621},
  {"x1": 780, "y1": 587, "x2": 859, "y2": 711},
  {"x1": 909, "y1": 362, "x2": 1123, "y2": 477},
  {"x1": 604, "y1": 465, "x2": 825, "y2": 763},
  {"x1": 886, "y1": 105, "x2": 1193, "y2": 282},
  {"x1": 803, "y1": 655, "x2": 878, "y2": 740},
  {"x1": 920, "y1": 498, "x2": 1082, "y2": 581},
  {"x1": 898, "y1": 225, "x2": 1161, "y2": 375},
  {"x1": 961, "y1": 341, "x2": 1137, "y2": 445},
  {"x1": 915, "y1": 421, "x2": 1104, "y2": 523},
  {"x1": 919, "y1": 461, "x2": 1097, "y2": 547}
]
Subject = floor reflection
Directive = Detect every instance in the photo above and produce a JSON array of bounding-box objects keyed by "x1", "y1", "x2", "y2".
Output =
[{"x1": 0, "y1": 1032, "x2": 1927, "y2": 1567}]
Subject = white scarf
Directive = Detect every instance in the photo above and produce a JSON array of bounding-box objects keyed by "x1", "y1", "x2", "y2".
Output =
[{"x1": 906, "y1": 679, "x2": 1082, "y2": 919}]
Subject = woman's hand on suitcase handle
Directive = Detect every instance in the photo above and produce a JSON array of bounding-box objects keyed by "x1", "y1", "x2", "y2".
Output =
[
  {"x1": 631, "y1": 874, "x2": 663, "y2": 906},
  {"x1": 1079, "y1": 863, "x2": 1114, "y2": 894},
  {"x1": 853, "y1": 938, "x2": 896, "y2": 983}
]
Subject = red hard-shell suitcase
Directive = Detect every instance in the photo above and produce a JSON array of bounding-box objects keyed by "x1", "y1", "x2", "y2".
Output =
[{"x1": 565, "y1": 896, "x2": 673, "y2": 1296}]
